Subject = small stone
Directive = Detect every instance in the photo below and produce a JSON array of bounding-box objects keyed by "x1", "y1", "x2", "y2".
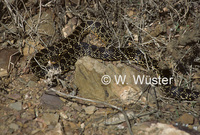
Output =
[
  {"x1": 7, "y1": 94, "x2": 21, "y2": 100},
  {"x1": 176, "y1": 113, "x2": 194, "y2": 124},
  {"x1": 26, "y1": 80, "x2": 36, "y2": 87},
  {"x1": 84, "y1": 106, "x2": 96, "y2": 115},
  {"x1": 41, "y1": 92, "x2": 64, "y2": 109},
  {"x1": 163, "y1": 7, "x2": 169, "y2": 12},
  {"x1": 117, "y1": 124, "x2": 125, "y2": 129},
  {"x1": 41, "y1": 113, "x2": 59, "y2": 125},
  {"x1": 9, "y1": 102, "x2": 22, "y2": 111},
  {"x1": 127, "y1": 10, "x2": 134, "y2": 17},
  {"x1": 81, "y1": 123, "x2": 85, "y2": 129},
  {"x1": 0, "y1": 69, "x2": 7, "y2": 77},
  {"x1": 0, "y1": 48, "x2": 19, "y2": 77},
  {"x1": 71, "y1": 103, "x2": 82, "y2": 112},
  {"x1": 9, "y1": 123, "x2": 19, "y2": 131},
  {"x1": 45, "y1": 123, "x2": 62, "y2": 135},
  {"x1": 21, "y1": 112, "x2": 34, "y2": 120},
  {"x1": 63, "y1": 121, "x2": 79, "y2": 134},
  {"x1": 66, "y1": 12, "x2": 73, "y2": 18},
  {"x1": 134, "y1": 123, "x2": 190, "y2": 135},
  {"x1": 31, "y1": 129, "x2": 41, "y2": 135},
  {"x1": 60, "y1": 112, "x2": 68, "y2": 119}
]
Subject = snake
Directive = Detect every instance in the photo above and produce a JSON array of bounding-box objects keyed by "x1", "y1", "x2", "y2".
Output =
[{"x1": 30, "y1": 21, "x2": 199, "y2": 101}]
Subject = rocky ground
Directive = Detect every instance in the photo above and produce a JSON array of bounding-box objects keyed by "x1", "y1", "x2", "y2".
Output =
[{"x1": 0, "y1": 0, "x2": 200, "y2": 135}]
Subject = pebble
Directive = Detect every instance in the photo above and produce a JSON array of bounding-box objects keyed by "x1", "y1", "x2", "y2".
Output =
[
  {"x1": 176, "y1": 113, "x2": 194, "y2": 125},
  {"x1": 60, "y1": 112, "x2": 68, "y2": 119},
  {"x1": 41, "y1": 113, "x2": 59, "y2": 125},
  {"x1": 7, "y1": 94, "x2": 21, "y2": 100},
  {"x1": 71, "y1": 103, "x2": 82, "y2": 112},
  {"x1": 40, "y1": 92, "x2": 64, "y2": 109},
  {"x1": 9, "y1": 102, "x2": 22, "y2": 111},
  {"x1": 26, "y1": 80, "x2": 37, "y2": 87},
  {"x1": 84, "y1": 106, "x2": 96, "y2": 115},
  {"x1": 9, "y1": 123, "x2": 19, "y2": 131},
  {"x1": 45, "y1": 123, "x2": 62, "y2": 135}
]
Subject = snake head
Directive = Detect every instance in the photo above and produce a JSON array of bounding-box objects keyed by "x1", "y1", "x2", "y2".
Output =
[{"x1": 47, "y1": 55, "x2": 62, "y2": 71}]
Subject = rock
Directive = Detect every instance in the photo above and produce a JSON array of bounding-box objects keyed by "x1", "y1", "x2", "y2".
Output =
[
  {"x1": 59, "y1": 112, "x2": 68, "y2": 119},
  {"x1": 127, "y1": 10, "x2": 134, "y2": 17},
  {"x1": 0, "y1": 48, "x2": 20, "y2": 77},
  {"x1": 7, "y1": 94, "x2": 21, "y2": 100},
  {"x1": 45, "y1": 123, "x2": 62, "y2": 135},
  {"x1": 9, "y1": 102, "x2": 22, "y2": 111},
  {"x1": 21, "y1": 111, "x2": 34, "y2": 121},
  {"x1": 63, "y1": 121, "x2": 80, "y2": 135},
  {"x1": 74, "y1": 56, "x2": 147, "y2": 104},
  {"x1": 9, "y1": 123, "x2": 19, "y2": 131},
  {"x1": 25, "y1": 9, "x2": 55, "y2": 37},
  {"x1": 176, "y1": 113, "x2": 194, "y2": 125},
  {"x1": 71, "y1": 103, "x2": 82, "y2": 112},
  {"x1": 0, "y1": 69, "x2": 7, "y2": 77},
  {"x1": 24, "y1": 9, "x2": 57, "y2": 57},
  {"x1": 41, "y1": 113, "x2": 59, "y2": 125},
  {"x1": 132, "y1": 123, "x2": 190, "y2": 135},
  {"x1": 104, "y1": 110, "x2": 135, "y2": 125},
  {"x1": 26, "y1": 81, "x2": 37, "y2": 88},
  {"x1": 62, "y1": 18, "x2": 80, "y2": 38},
  {"x1": 84, "y1": 106, "x2": 96, "y2": 115},
  {"x1": 41, "y1": 92, "x2": 64, "y2": 109}
]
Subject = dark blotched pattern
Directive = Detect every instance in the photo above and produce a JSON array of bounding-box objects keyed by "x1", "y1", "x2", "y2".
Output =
[{"x1": 30, "y1": 21, "x2": 199, "y2": 101}]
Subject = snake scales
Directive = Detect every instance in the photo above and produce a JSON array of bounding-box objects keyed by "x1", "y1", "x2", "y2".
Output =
[{"x1": 30, "y1": 21, "x2": 199, "y2": 101}]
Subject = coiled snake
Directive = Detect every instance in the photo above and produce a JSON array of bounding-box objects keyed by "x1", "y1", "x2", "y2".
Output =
[{"x1": 30, "y1": 21, "x2": 199, "y2": 101}]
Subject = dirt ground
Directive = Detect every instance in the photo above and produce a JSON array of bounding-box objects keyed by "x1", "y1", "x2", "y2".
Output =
[{"x1": 0, "y1": 0, "x2": 200, "y2": 135}]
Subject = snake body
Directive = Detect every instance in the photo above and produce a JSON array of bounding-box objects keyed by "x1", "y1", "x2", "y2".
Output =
[{"x1": 30, "y1": 21, "x2": 199, "y2": 101}]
